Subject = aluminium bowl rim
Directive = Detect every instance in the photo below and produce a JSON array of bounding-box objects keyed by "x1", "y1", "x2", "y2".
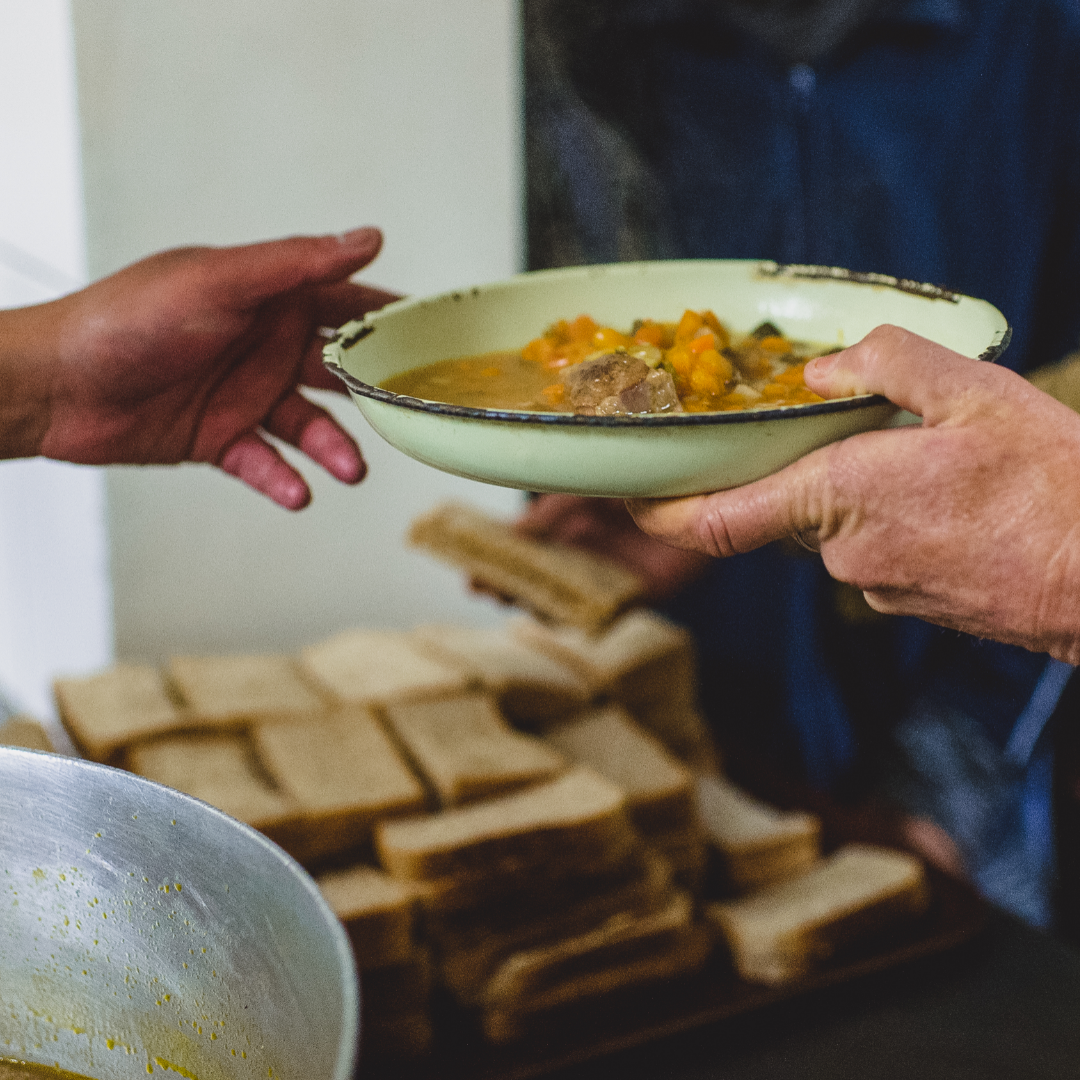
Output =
[{"x1": 0, "y1": 745, "x2": 361, "y2": 1080}]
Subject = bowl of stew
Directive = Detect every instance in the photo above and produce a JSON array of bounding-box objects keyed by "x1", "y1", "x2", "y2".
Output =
[{"x1": 324, "y1": 260, "x2": 1010, "y2": 498}]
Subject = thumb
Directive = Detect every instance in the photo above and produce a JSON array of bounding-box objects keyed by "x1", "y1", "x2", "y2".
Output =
[
  {"x1": 198, "y1": 227, "x2": 384, "y2": 310},
  {"x1": 804, "y1": 324, "x2": 1000, "y2": 425},
  {"x1": 627, "y1": 443, "x2": 836, "y2": 557}
]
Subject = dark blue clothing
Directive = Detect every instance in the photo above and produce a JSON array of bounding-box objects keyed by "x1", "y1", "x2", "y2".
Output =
[
  {"x1": 547, "y1": 0, "x2": 1080, "y2": 375},
  {"x1": 529, "y1": 0, "x2": 1080, "y2": 773},
  {"x1": 525, "y1": 0, "x2": 1080, "y2": 920}
]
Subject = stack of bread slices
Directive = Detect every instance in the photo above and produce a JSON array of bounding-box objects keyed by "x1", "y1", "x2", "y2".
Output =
[
  {"x1": 316, "y1": 864, "x2": 435, "y2": 1057},
  {"x1": 52, "y1": 606, "x2": 724, "y2": 1055},
  {"x1": 49, "y1": 502, "x2": 932, "y2": 1059}
]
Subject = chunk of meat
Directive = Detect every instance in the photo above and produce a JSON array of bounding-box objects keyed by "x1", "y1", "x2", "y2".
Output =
[
  {"x1": 604, "y1": 368, "x2": 682, "y2": 416},
  {"x1": 560, "y1": 353, "x2": 682, "y2": 416},
  {"x1": 560, "y1": 353, "x2": 650, "y2": 407}
]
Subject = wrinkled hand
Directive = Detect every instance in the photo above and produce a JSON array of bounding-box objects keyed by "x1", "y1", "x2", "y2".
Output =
[
  {"x1": 516, "y1": 493, "x2": 710, "y2": 601},
  {"x1": 629, "y1": 325, "x2": 1080, "y2": 664},
  {"x1": 21, "y1": 227, "x2": 397, "y2": 509}
]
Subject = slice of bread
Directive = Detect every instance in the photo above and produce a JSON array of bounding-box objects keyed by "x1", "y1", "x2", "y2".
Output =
[
  {"x1": 483, "y1": 923, "x2": 714, "y2": 1044},
  {"x1": 374, "y1": 765, "x2": 633, "y2": 882},
  {"x1": 629, "y1": 697, "x2": 721, "y2": 774},
  {"x1": 126, "y1": 733, "x2": 300, "y2": 850},
  {"x1": 543, "y1": 705, "x2": 696, "y2": 834},
  {"x1": 483, "y1": 890, "x2": 697, "y2": 1008},
  {"x1": 362, "y1": 1010, "x2": 434, "y2": 1060},
  {"x1": 0, "y1": 716, "x2": 55, "y2": 753},
  {"x1": 695, "y1": 773, "x2": 821, "y2": 890},
  {"x1": 360, "y1": 946, "x2": 434, "y2": 1013},
  {"x1": 411, "y1": 623, "x2": 592, "y2": 726},
  {"x1": 480, "y1": 891, "x2": 713, "y2": 1041},
  {"x1": 166, "y1": 653, "x2": 326, "y2": 726},
  {"x1": 253, "y1": 708, "x2": 427, "y2": 862},
  {"x1": 437, "y1": 853, "x2": 674, "y2": 1006},
  {"x1": 647, "y1": 829, "x2": 709, "y2": 893},
  {"x1": 415, "y1": 827, "x2": 639, "y2": 916},
  {"x1": 427, "y1": 846, "x2": 664, "y2": 940},
  {"x1": 1029, "y1": 350, "x2": 1080, "y2": 413},
  {"x1": 382, "y1": 692, "x2": 566, "y2": 807},
  {"x1": 299, "y1": 629, "x2": 469, "y2": 707},
  {"x1": 510, "y1": 609, "x2": 696, "y2": 706},
  {"x1": 317, "y1": 863, "x2": 423, "y2": 969},
  {"x1": 708, "y1": 844, "x2": 930, "y2": 985},
  {"x1": 409, "y1": 502, "x2": 644, "y2": 631},
  {"x1": 55, "y1": 664, "x2": 185, "y2": 763}
]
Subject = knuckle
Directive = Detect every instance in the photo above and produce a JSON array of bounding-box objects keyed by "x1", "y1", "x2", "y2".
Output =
[{"x1": 699, "y1": 504, "x2": 737, "y2": 557}]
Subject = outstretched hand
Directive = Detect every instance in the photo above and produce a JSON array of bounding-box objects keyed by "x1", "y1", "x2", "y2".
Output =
[
  {"x1": 629, "y1": 325, "x2": 1080, "y2": 664},
  {"x1": 8, "y1": 227, "x2": 397, "y2": 509}
]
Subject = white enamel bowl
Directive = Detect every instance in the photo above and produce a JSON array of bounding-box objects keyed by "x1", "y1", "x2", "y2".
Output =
[{"x1": 324, "y1": 260, "x2": 1010, "y2": 499}]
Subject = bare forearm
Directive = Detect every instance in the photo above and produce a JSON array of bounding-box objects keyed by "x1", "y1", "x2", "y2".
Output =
[{"x1": 0, "y1": 302, "x2": 57, "y2": 460}]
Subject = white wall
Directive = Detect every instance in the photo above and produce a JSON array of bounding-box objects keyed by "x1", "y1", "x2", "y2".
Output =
[
  {"x1": 0, "y1": 0, "x2": 112, "y2": 720},
  {"x1": 71, "y1": 0, "x2": 526, "y2": 661}
]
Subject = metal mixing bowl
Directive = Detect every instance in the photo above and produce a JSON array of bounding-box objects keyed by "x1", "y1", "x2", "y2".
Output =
[{"x1": 0, "y1": 747, "x2": 358, "y2": 1080}]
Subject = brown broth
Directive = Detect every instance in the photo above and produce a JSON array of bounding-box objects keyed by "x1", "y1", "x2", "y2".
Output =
[
  {"x1": 379, "y1": 310, "x2": 835, "y2": 415},
  {"x1": 381, "y1": 351, "x2": 572, "y2": 412}
]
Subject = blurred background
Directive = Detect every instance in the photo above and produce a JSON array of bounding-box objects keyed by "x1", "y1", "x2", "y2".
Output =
[{"x1": 0, "y1": 0, "x2": 525, "y2": 718}]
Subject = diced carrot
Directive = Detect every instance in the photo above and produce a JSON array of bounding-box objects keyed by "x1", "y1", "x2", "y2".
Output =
[
  {"x1": 633, "y1": 321, "x2": 666, "y2": 347},
  {"x1": 760, "y1": 383, "x2": 790, "y2": 400},
  {"x1": 687, "y1": 331, "x2": 716, "y2": 354},
  {"x1": 547, "y1": 341, "x2": 591, "y2": 369},
  {"x1": 546, "y1": 320, "x2": 571, "y2": 345},
  {"x1": 541, "y1": 383, "x2": 566, "y2": 404},
  {"x1": 689, "y1": 363, "x2": 722, "y2": 396},
  {"x1": 787, "y1": 389, "x2": 825, "y2": 404},
  {"x1": 675, "y1": 309, "x2": 705, "y2": 343},
  {"x1": 701, "y1": 310, "x2": 731, "y2": 349},
  {"x1": 696, "y1": 348, "x2": 734, "y2": 382},
  {"x1": 568, "y1": 314, "x2": 600, "y2": 342},
  {"x1": 593, "y1": 326, "x2": 631, "y2": 349},
  {"x1": 758, "y1": 335, "x2": 791, "y2": 353},
  {"x1": 666, "y1": 345, "x2": 692, "y2": 377},
  {"x1": 521, "y1": 337, "x2": 555, "y2": 365},
  {"x1": 773, "y1": 363, "x2": 807, "y2": 385}
]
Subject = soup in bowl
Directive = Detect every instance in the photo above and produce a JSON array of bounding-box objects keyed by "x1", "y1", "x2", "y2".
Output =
[{"x1": 324, "y1": 260, "x2": 1010, "y2": 499}]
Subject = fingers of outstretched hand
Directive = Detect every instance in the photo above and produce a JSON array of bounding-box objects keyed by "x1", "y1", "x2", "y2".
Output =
[
  {"x1": 204, "y1": 228, "x2": 384, "y2": 311},
  {"x1": 628, "y1": 447, "x2": 833, "y2": 557},
  {"x1": 264, "y1": 391, "x2": 365, "y2": 484},
  {"x1": 218, "y1": 432, "x2": 312, "y2": 511},
  {"x1": 306, "y1": 281, "x2": 404, "y2": 393},
  {"x1": 804, "y1": 324, "x2": 1008, "y2": 424},
  {"x1": 314, "y1": 280, "x2": 402, "y2": 330}
]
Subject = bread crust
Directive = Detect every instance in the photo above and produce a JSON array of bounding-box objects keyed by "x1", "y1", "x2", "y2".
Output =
[
  {"x1": 708, "y1": 844, "x2": 930, "y2": 985},
  {"x1": 410, "y1": 503, "x2": 644, "y2": 631},
  {"x1": 375, "y1": 766, "x2": 633, "y2": 881}
]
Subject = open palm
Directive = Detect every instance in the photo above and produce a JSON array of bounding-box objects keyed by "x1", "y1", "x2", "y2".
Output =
[{"x1": 33, "y1": 227, "x2": 396, "y2": 509}]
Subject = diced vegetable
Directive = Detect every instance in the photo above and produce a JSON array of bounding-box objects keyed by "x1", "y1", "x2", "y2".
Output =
[{"x1": 520, "y1": 309, "x2": 831, "y2": 413}]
